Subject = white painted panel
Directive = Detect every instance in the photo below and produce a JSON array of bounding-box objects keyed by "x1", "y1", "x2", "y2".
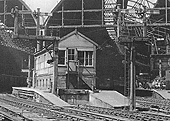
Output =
[{"x1": 59, "y1": 34, "x2": 94, "y2": 48}]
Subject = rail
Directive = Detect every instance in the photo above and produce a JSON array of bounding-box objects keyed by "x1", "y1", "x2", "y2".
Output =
[
  {"x1": 0, "y1": 94, "x2": 125, "y2": 121},
  {"x1": 1, "y1": 94, "x2": 170, "y2": 121}
]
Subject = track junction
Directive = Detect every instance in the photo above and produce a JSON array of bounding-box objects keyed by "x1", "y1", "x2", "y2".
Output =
[{"x1": 0, "y1": 93, "x2": 170, "y2": 121}]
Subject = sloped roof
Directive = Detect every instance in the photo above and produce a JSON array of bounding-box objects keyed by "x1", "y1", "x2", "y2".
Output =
[
  {"x1": 59, "y1": 29, "x2": 98, "y2": 47},
  {"x1": 35, "y1": 30, "x2": 98, "y2": 56}
]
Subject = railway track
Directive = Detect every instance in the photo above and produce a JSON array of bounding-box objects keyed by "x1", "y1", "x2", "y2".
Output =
[
  {"x1": 0, "y1": 94, "x2": 127, "y2": 121},
  {"x1": 0, "y1": 94, "x2": 170, "y2": 121},
  {"x1": 71, "y1": 104, "x2": 170, "y2": 121},
  {"x1": 0, "y1": 104, "x2": 32, "y2": 121},
  {"x1": 136, "y1": 97, "x2": 170, "y2": 114}
]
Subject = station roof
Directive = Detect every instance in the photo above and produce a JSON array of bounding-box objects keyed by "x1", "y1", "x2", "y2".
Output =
[
  {"x1": 0, "y1": 0, "x2": 169, "y2": 55},
  {"x1": 22, "y1": 0, "x2": 158, "y2": 12}
]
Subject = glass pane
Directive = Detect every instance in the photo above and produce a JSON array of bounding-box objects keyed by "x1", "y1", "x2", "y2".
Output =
[
  {"x1": 89, "y1": 58, "x2": 92, "y2": 65},
  {"x1": 85, "y1": 58, "x2": 88, "y2": 65},
  {"x1": 86, "y1": 52, "x2": 88, "y2": 58},
  {"x1": 68, "y1": 54, "x2": 74, "y2": 60},
  {"x1": 68, "y1": 49, "x2": 75, "y2": 60},
  {"x1": 68, "y1": 49, "x2": 71, "y2": 54},
  {"x1": 58, "y1": 50, "x2": 65, "y2": 65},
  {"x1": 85, "y1": 51, "x2": 93, "y2": 66},
  {"x1": 89, "y1": 51, "x2": 93, "y2": 58},
  {"x1": 89, "y1": 52, "x2": 93, "y2": 65},
  {"x1": 78, "y1": 51, "x2": 84, "y2": 65}
]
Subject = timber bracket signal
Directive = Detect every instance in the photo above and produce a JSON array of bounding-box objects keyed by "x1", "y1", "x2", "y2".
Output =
[
  {"x1": 118, "y1": 36, "x2": 151, "y2": 45},
  {"x1": 12, "y1": 34, "x2": 60, "y2": 41}
]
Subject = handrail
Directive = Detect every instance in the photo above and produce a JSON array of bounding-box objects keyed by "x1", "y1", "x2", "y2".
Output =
[
  {"x1": 67, "y1": 63, "x2": 74, "y2": 72},
  {"x1": 77, "y1": 60, "x2": 96, "y2": 90},
  {"x1": 78, "y1": 61, "x2": 96, "y2": 78},
  {"x1": 67, "y1": 60, "x2": 96, "y2": 90}
]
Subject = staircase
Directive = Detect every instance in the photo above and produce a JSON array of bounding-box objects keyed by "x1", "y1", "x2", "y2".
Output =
[
  {"x1": 79, "y1": 73, "x2": 95, "y2": 90},
  {"x1": 104, "y1": 1, "x2": 131, "y2": 96},
  {"x1": 67, "y1": 60, "x2": 96, "y2": 90}
]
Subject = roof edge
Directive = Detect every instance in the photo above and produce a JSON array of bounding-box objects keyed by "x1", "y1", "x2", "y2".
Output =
[
  {"x1": 35, "y1": 30, "x2": 98, "y2": 56},
  {"x1": 44, "y1": 0, "x2": 64, "y2": 26}
]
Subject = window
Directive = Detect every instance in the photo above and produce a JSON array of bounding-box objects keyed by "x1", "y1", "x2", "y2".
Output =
[
  {"x1": 86, "y1": 51, "x2": 93, "y2": 66},
  {"x1": 78, "y1": 51, "x2": 93, "y2": 66},
  {"x1": 78, "y1": 51, "x2": 84, "y2": 65},
  {"x1": 68, "y1": 49, "x2": 75, "y2": 60},
  {"x1": 58, "y1": 50, "x2": 65, "y2": 65}
]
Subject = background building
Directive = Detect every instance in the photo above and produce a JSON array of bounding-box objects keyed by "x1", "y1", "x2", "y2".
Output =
[{"x1": 0, "y1": 0, "x2": 170, "y2": 94}]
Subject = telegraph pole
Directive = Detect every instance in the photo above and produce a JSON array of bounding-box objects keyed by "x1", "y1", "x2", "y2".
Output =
[
  {"x1": 12, "y1": 6, "x2": 59, "y2": 94},
  {"x1": 128, "y1": 5, "x2": 159, "y2": 111},
  {"x1": 116, "y1": 4, "x2": 121, "y2": 37},
  {"x1": 13, "y1": 34, "x2": 59, "y2": 94},
  {"x1": 143, "y1": 6, "x2": 147, "y2": 37},
  {"x1": 27, "y1": 55, "x2": 31, "y2": 87},
  {"x1": 129, "y1": 5, "x2": 148, "y2": 110},
  {"x1": 35, "y1": 8, "x2": 41, "y2": 51},
  {"x1": 115, "y1": 4, "x2": 136, "y2": 111},
  {"x1": 129, "y1": 44, "x2": 136, "y2": 111},
  {"x1": 52, "y1": 38, "x2": 59, "y2": 94},
  {"x1": 159, "y1": 60, "x2": 162, "y2": 78},
  {"x1": 129, "y1": 5, "x2": 150, "y2": 111},
  {"x1": 12, "y1": 6, "x2": 33, "y2": 87}
]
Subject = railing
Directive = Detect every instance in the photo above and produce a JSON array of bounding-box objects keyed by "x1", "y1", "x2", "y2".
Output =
[
  {"x1": 77, "y1": 61, "x2": 96, "y2": 90},
  {"x1": 67, "y1": 60, "x2": 96, "y2": 90}
]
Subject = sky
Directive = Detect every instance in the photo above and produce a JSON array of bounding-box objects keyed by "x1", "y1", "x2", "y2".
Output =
[
  {"x1": 22, "y1": 0, "x2": 61, "y2": 24},
  {"x1": 22, "y1": 0, "x2": 61, "y2": 12}
]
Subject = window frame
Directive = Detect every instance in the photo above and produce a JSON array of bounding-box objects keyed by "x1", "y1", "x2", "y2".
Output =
[
  {"x1": 68, "y1": 48, "x2": 75, "y2": 61},
  {"x1": 58, "y1": 49, "x2": 66, "y2": 66},
  {"x1": 78, "y1": 50, "x2": 93, "y2": 67}
]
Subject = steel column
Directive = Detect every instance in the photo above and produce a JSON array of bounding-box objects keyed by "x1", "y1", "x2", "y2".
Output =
[
  {"x1": 3, "y1": 0, "x2": 6, "y2": 25},
  {"x1": 36, "y1": 8, "x2": 41, "y2": 51},
  {"x1": 165, "y1": 0, "x2": 168, "y2": 23},
  {"x1": 81, "y1": 0, "x2": 84, "y2": 26},
  {"x1": 27, "y1": 55, "x2": 31, "y2": 88},
  {"x1": 102, "y1": 0, "x2": 104, "y2": 26},
  {"x1": 62, "y1": 3, "x2": 64, "y2": 27}
]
